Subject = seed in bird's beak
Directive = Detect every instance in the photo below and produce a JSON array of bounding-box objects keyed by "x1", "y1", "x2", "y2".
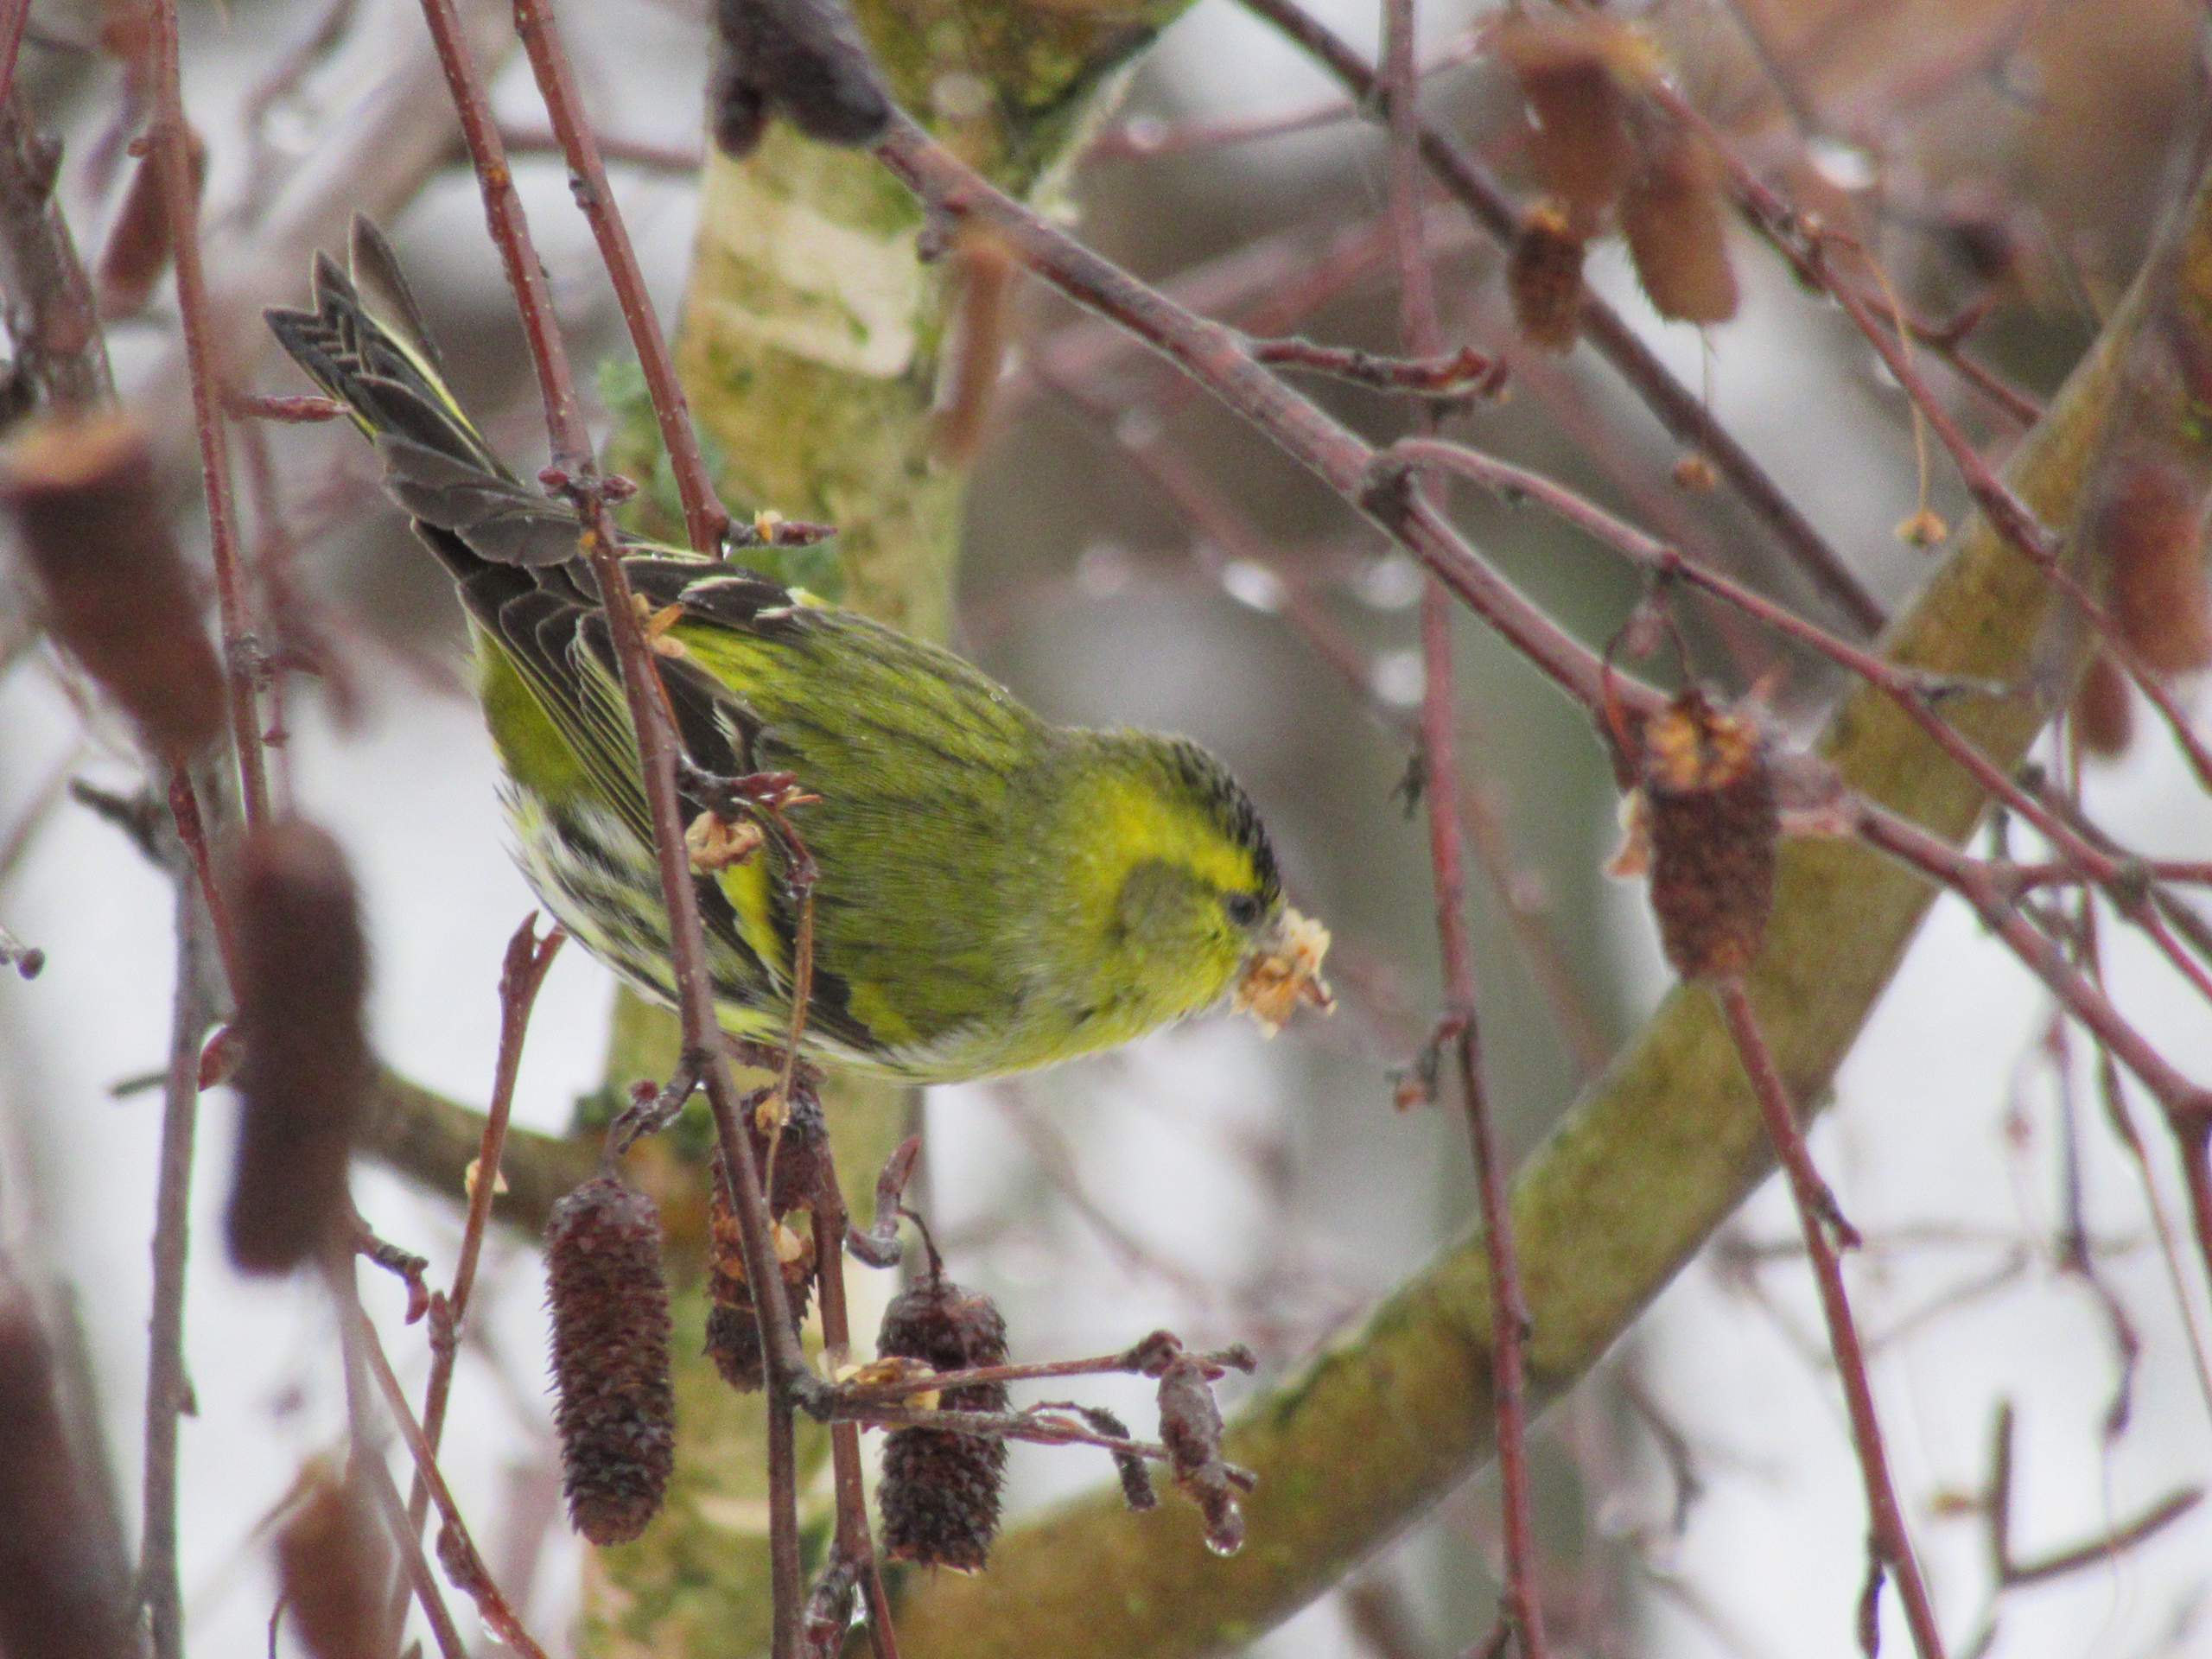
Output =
[{"x1": 1232, "y1": 907, "x2": 1335, "y2": 1035}]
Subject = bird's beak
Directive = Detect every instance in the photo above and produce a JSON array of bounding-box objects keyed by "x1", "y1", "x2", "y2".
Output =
[{"x1": 1231, "y1": 907, "x2": 1336, "y2": 1035}]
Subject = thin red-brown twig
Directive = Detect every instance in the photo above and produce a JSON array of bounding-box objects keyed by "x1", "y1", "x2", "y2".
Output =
[
  {"x1": 497, "y1": 122, "x2": 705, "y2": 175},
  {"x1": 327, "y1": 1256, "x2": 543, "y2": 1658},
  {"x1": 1995, "y1": 861, "x2": 2212, "y2": 893},
  {"x1": 506, "y1": 0, "x2": 728, "y2": 556},
  {"x1": 0, "y1": 0, "x2": 29, "y2": 111},
  {"x1": 162, "y1": 773, "x2": 241, "y2": 1006},
  {"x1": 872, "y1": 111, "x2": 1635, "y2": 724},
  {"x1": 147, "y1": 0, "x2": 269, "y2": 832},
  {"x1": 833, "y1": 1338, "x2": 1258, "y2": 1405},
  {"x1": 1858, "y1": 809, "x2": 2210, "y2": 1116},
  {"x1": 1379, "y1": 0, "x2": 1547, "y2": 1651},
  {"x1": 1248, "y1": 334, "x2": 1495, "y2": 395},
  {"x1": 391, "y1": 918, "x2": 563, "y2": 1628},
  {"x1": 1714, "y1": 981, "x2": 1948, "y2": 1659},
  {"x1": 1641, "y1": 76, "x2": 2212, "y2": 796},
  {"x1": 810, "y1": 1151, "x2": 899, "y2": 1659},
  {"x1": 1383, "y1": 434, "x2": 2212, "y2": 1014},
  {"x1": 822, "y1": 1402, "x2": 1179, "y2": 1461},
  {"x1": 410, "y1": 5, "x2": 819, "y2": 1649},
  {"x1": 352, "y1": 1434, "x2": 468, "y2": 1659},
  {"x1": 140, "y1": 813, "x2": 217, "y2": 1659},
  {"x1": 1980, "y1": 1399, "x2": 2202, "y2": 1589},
  {"x1": 1236, "y1": 0, "x2": 1889, "y2": 637},
  {"x1": 1855, "y1": 807, "x2": 2212, "y2": 1296}
]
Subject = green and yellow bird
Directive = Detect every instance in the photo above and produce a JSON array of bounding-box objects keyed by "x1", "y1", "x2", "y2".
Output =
[{"x1": 267, "y1": 219, "x2": 1331, "y2": 1084}]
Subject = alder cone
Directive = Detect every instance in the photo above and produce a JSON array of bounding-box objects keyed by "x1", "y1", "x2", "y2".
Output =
[
  {"x1": 1510, "y1": 202, "x2": 1587, "y2": 352},
  {"x1": 0, "y1": 1282, "x2": 136, "y2": 1659},
  {"x1": 1640, "y1": 693, "x2": 1779, "y2": 982},
  {"x1": 2071, "y1": 652, "x2": 2135, "y2": 759},
  {"x1": 274, "y1": 1461, "x2": 391, "y2": 1659},
  {"x1": 876, "y1": 1276, "x2": 1010, "y2": 1573},
  {"x1": 2098, "y1": 454, "x2": 2212, "y2": 674},
  {"x1": 544, "y1": 1175, "x2": 675, "y2": 1546},
  {"x1": 1493, "y1": 14, "x2": 1637, "y2": 222},
  {"x1": 702, "y1": 1158, "x2": 817, "y2": 1394},
  {"x1": 0, "y1": 412, "x2": 224, "y2": 766},
  {"x1": 1623, "y1": 134, "x2": 1740, "y2": 325},
  {"x1": 226, "y1": 822, "x2": 372, "y2": 1274}
]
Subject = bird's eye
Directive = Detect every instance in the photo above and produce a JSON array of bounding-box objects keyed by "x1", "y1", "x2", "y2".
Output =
[{"x1": 1224, "y1": 891, "x2": 1264, "y2": 928}]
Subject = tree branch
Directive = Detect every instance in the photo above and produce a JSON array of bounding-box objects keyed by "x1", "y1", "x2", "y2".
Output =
[{"x1": 880, "y1": 89, "x2": 2212, "y2": 1659}]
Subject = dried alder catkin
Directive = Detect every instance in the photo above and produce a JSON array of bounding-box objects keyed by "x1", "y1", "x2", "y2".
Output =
[
  {"x1": 876, "y1": 1275, "x2": 1010, "y2": 1573},
  {"x1": 1132, "y1": 1331, "x2": 1252, "y2": 1555},
  {"x1": 2071, "y1": 652, "x2": 2135, "y2": 759},
  {"x1": 0, "y1": 1278, "x2": 135, "y2": 1659},
  {"x1": 1622, "y1": 130, "x2": 1739, "y2": 326},
  {"x1": 1509, "y1": 201, "x2": 1587, "y2": 353},
  {"x1": 94, "y1": 128, "x2": 204, "y2": 320},
  {"x1": 544, "y1": 1175, "x2": 675, "y2": 1545},
  {"x1": 2096, "y1": 454, "x2": 2212, "y2": 675},
  {"x1": 0, "y1": 412, "x2": 224, "y2": 766},
  {"x1": 274, "y1": 1459, "x2": 391, "y2": 1659},
  {"x1": 1639, "y1": 691, "x2": 1779, "y2": 982},
  {"x1": 1492, "y1": 14, "x2": 1637, "y2": 223},
  {"x1": 226, "y1": 822, "x2": 373, "y2": 1274}
]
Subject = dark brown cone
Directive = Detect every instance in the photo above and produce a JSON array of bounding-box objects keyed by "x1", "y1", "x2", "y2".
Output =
[
  {"x1": 758, "y1": 1086, "x2": 830, "y2": 1218},
  {"x1": 545, "y1": 1175, "x2": 676, "y2": 1545},
  {"x1": 274, "y1": 1459, "x2": 392, "y2": 1659},
  {"x1": 1492, "y1": 15, "x2": 1637, "y2": 222},
  {"x1": 226, "y1": 822, "x2": 372, "y2": 1274},
  {"x1": 1640, "y1": 691, "x2": 1779, "y2": 982},
  {"x1": 0, "y1": 411, "x2": 224, "y2": 765},
  {"x1": 2097, "y1": 454, "x2": 2212, "y2": 675},
  {"x1": 0, "y1": 1276, "x2": 135, "y2": 1659},
  {"x1": 1622, "y1": 130, "x2": 1739, "y2": 325},
  {"x1": 2072, "y1": 652, "x2": 2135, "y2": 759},
  {"x1": 875, "y1": 1275, "x2": 1010, "y2": 1573},
  {"x1": 1509, "y1": 202, "x2": 1586, "y2": 353}
]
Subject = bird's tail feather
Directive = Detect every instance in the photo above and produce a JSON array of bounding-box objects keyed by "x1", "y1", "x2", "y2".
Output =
[{"x1": 265, "y1": 216, "x2": 583, "y2": 569}]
